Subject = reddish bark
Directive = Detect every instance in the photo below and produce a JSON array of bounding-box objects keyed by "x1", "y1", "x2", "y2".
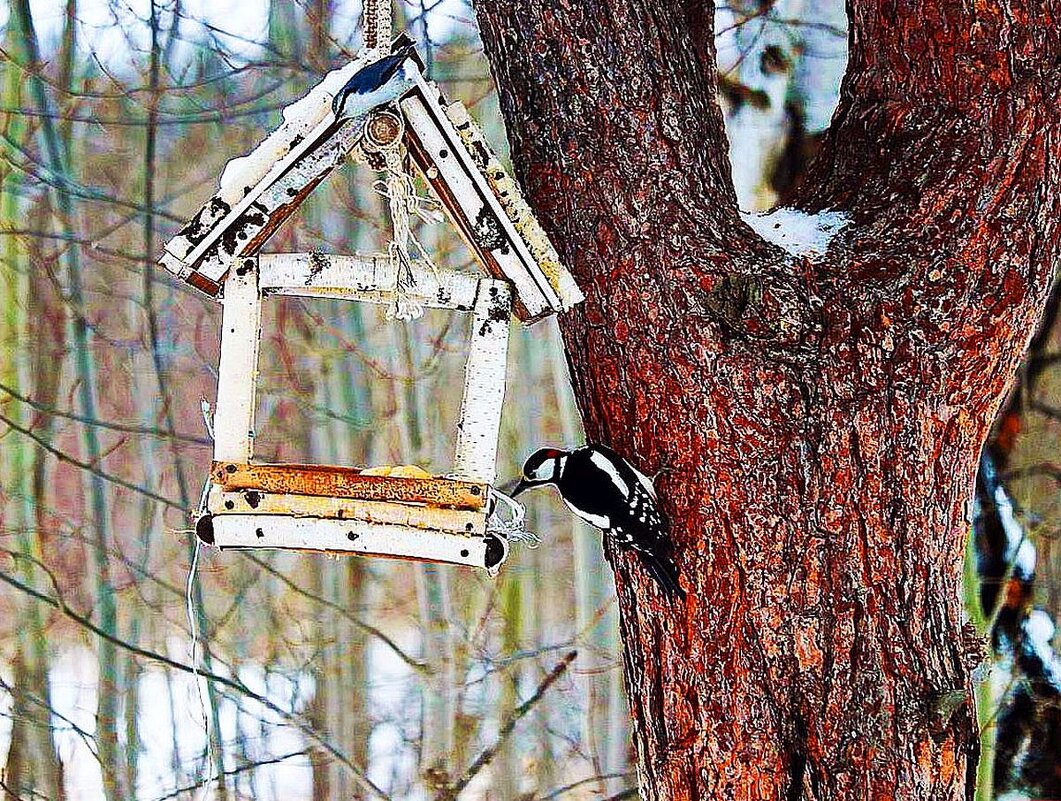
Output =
[{"x1": 474, "y1": 2, "x2": 1061, "y2": 798}]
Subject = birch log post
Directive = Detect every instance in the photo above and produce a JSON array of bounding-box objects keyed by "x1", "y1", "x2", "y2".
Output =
[
  {"x1": 213, "y1": 261, "x2": 263, "y2": 464},
  {"x1": 452, "y1": 281, "x2": 512, "y2": 485}
]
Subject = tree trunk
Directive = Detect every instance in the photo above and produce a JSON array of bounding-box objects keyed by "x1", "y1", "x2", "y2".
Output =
[
  {"x1": 473, "y1": 2, "x2": 1061, "y2": 798},
  {"x1": 14, "y1": 0, "x2": 123, "y2": 795}
]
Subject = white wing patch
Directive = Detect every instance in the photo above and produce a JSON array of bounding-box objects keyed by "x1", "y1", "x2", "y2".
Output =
[
  {"x1": 630, "y1": 464, "x2": 657, "y2": 500},
  {"x1": 589, "y1": 450, "x2": 629, "y2": 497},
  {"x1": 563, "y1": 498, "x2": 610, "y2": 529}
]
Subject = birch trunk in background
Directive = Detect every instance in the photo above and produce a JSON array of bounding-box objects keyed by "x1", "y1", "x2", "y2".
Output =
[
  {"x1": 716, "y1": 0, "x2": 847, "y2": 209},
  {"x1": 0, "y1": 18, "x2": 65, "y2": 800},
  {"x1": 335, "y1": 171, "x2": 378, "y2": 798},
  {"x1": 525, "y1": 326, "x2": 560, "y2": 793},
  {"x1": 306, "y1": 541, "x2": 331, "y2": 801},
  {"x1": 790, "y1": 0, "x2": 849, "y2": 138},
  {"x1": 12, "y1": 2, "x2": 123, "y2": 796},
  {"x1": 124, "y1": 2, "x2": 165, "y2": 784},
  {"x1": 308, "y1": 303, "x2": 373, "y2": 798},
  {"x1": 415, "y1": 561, "x2": 458, "y2": 789},
  {"x1": 546, "y1": 319, "x2": 630, "y2": 794},
  {"x1": 301, "y1": 50, "x2": 335, "y2": 793},
  {"x1": 0, "y1": 10, "x2": 31, "y2": 588},
  {"x1": 717, "y1": 0, "x2": 804, "y2": 209},
  {"x1": 381, "y1": 213, "x2": 460, "y2": 790},
  {"x1": 496, "y1": 562, "x2": 523, "y2": 798},
  {"x1": 309, "y1": 355, "x2": 339, "y2": 800},
  {"x1": 494, "y1": 322, "x2": 536, "y2": 797}
]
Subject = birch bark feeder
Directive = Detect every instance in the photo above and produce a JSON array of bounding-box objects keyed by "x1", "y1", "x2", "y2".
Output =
[{"x1": 159, "y1": 38, "x2": 582, "y2": 570}]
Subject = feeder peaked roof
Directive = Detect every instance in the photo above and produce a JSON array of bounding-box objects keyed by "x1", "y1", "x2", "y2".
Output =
[{"x1": 158, "y1": 37, "x2": 582, "y2": 323}]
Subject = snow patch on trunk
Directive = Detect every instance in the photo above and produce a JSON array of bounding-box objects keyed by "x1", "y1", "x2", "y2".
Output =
[{"x1": 740, "y1": 207, "x2": 850, "y2": 256}]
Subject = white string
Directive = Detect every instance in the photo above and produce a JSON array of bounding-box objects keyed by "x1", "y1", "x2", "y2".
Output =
[
  {"x1": 199, "y1": 396, "x2": 214, "y2": 441},
  {"x1": 367, "y1": 141, "x2": 444, "y2": 320},
  {"x1": 189, "y1": 397, "x2": 215, "y2": 798},
  {"x1": 186, "y1": 539, "x2": 216, "y2": 801},
  {"x1": 487, "y1": 487, "x2": 540, "y2": 548}
]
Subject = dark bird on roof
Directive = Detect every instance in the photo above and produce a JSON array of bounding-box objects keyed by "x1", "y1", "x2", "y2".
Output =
[{"x1": 332, "y1": 42, "x2": 418, "y2": 120}]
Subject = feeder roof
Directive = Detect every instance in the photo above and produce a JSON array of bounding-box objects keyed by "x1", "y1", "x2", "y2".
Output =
[{"x1": 158, "y1": 37, "x2": 582, "y2": 323}]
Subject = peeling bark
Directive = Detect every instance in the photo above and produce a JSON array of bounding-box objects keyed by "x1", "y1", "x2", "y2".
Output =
[{"x1": 473, "y1": 1, "x2": 1061, "y2": 798}]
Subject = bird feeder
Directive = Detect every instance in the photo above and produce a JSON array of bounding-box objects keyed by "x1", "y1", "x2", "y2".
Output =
[{"x1": 159, "y1": 38, "x2": 581, "y2": 571}]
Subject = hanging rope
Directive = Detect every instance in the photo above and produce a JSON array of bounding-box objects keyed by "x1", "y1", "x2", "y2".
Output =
[
  {"x1": 362, "y1": 0, "x2": 392, "y2": 55},
  {"x1": 357, "y1": 111, "x2": 444, "y2": 320},
  {"x1": 354, "y1": 4, "x2": 447, "y2": 320},
  {"x1": 374, "y1": 162, "x2": 444, "y2": 318}
]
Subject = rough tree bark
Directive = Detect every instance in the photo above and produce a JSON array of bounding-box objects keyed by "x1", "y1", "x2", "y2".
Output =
[{"x1": 474, "y1": 2, "x2": 1061, "y2": 798}]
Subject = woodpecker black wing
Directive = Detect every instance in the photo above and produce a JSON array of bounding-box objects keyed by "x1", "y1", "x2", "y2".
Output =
[
  {"x1": 553, "y1": 447, "x2": 648, "y2": 531},
  {"x1": 636, "y1": 550, "x2": 686, "y2": 602},
  {"x1": 558, "y1": 447, "x2": 668, "y2": 539}
]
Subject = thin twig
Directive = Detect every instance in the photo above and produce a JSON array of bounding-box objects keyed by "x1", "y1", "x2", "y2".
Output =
[
  {"x1": 441, "y1": 650, "x2": 578, "y2": 800},
  {"x1": 0, "y1": 410, "x2": 187, "y2": 510},
  {"x1": 0, "y1": 381, "x2": 212, "y2": 445},
  {"x1": 601, "y1": 790, "x2": 639, "y2": 801},
  {"x1": 241, "y1": 553, "x2": 429, "y2": 674},
  {"x1": 148, "y1": 750, "x2": 310, "y2": 801},
  {"x1": 536, "y1": 772, "x2": 634, "y2": 800}
]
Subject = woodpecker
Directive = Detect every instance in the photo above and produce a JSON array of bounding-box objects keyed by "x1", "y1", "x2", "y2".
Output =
[
  {"x1": 513, "y1": 445, "x2": 685, "y2": 602},
  {"x1": 331, "y1": 41, "x2": 418, "y2": 121}
]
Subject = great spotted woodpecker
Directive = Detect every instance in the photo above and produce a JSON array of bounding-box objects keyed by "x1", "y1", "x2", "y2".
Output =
[{"x1": 513, "y1": 445, "x2": 685, "y2": 602}]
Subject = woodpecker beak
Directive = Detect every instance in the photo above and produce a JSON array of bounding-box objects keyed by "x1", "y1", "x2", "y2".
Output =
[{"x1": 511, "y1": 479, "x2": 531, "y2": 498}]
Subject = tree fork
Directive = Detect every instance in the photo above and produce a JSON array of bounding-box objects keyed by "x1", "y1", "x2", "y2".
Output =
[{"x1": 474, "y1": 1, "x2": 1061, "y2": 798}]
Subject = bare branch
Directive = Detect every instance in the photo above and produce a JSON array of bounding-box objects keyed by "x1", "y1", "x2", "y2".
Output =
[
  {"x1": 441, "y1": 650, "x2": 578, "y2": 800},
  {"x1": 0, "y1": 381, "x2": 212, "y2": 445},
  {"x1": 0, "y1": 410, "x2": 188, "y2": 511}
]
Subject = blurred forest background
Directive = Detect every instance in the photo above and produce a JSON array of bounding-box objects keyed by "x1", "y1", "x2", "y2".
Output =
[{"x1": 0, "y1": 0, "x2": 1057, "y2": 799}]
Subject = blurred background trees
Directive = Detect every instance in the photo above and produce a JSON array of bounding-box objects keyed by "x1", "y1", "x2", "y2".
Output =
[{"x1": 0, "y1": 1, "x2": 1055, "y2": 798}]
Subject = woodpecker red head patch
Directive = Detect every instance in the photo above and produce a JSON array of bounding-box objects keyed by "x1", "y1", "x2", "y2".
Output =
[{"x1": 521, "y1": 448, "x2": 567, "y2": 482}]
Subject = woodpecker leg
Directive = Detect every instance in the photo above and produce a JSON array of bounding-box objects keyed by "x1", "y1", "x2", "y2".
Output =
[
  {"x1": 601, "y1": 535, "x2": 616, "y2": 562},
  {"x1": 650, "y1": 454, "x2": 678, "y2": 482}
]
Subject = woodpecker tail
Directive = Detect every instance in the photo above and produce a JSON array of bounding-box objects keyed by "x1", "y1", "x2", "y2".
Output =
[{"x1": 637, "y1": 551, "x2": 686, "y2": 602}]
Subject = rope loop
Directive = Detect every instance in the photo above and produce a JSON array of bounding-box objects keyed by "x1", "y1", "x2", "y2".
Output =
[
  {"x1": 487, "y1": 487, "x2": 540, "y2": 548},
  {"x1": 358, "y1": 116, "x2": 444, "y2": 321}
]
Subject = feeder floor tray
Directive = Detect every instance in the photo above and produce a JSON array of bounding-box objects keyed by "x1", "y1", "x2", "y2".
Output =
[
  {"x1": 200, "y1": 514, "x2": 506, "y2": 570},
  {"x1": 211, "y1": 462, "x2": 488, "y2": 509},
  {"x1": 205, "y1": 486, "x2": 487, "y2": 535},
  {"x1": 200, "y1": 463, "x2": 504, "y2": 570}
]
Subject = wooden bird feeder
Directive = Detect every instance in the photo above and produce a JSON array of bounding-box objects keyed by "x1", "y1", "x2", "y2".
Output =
[{"x1": 159, "y1": 38, "x2": 581, "y2": 571}]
